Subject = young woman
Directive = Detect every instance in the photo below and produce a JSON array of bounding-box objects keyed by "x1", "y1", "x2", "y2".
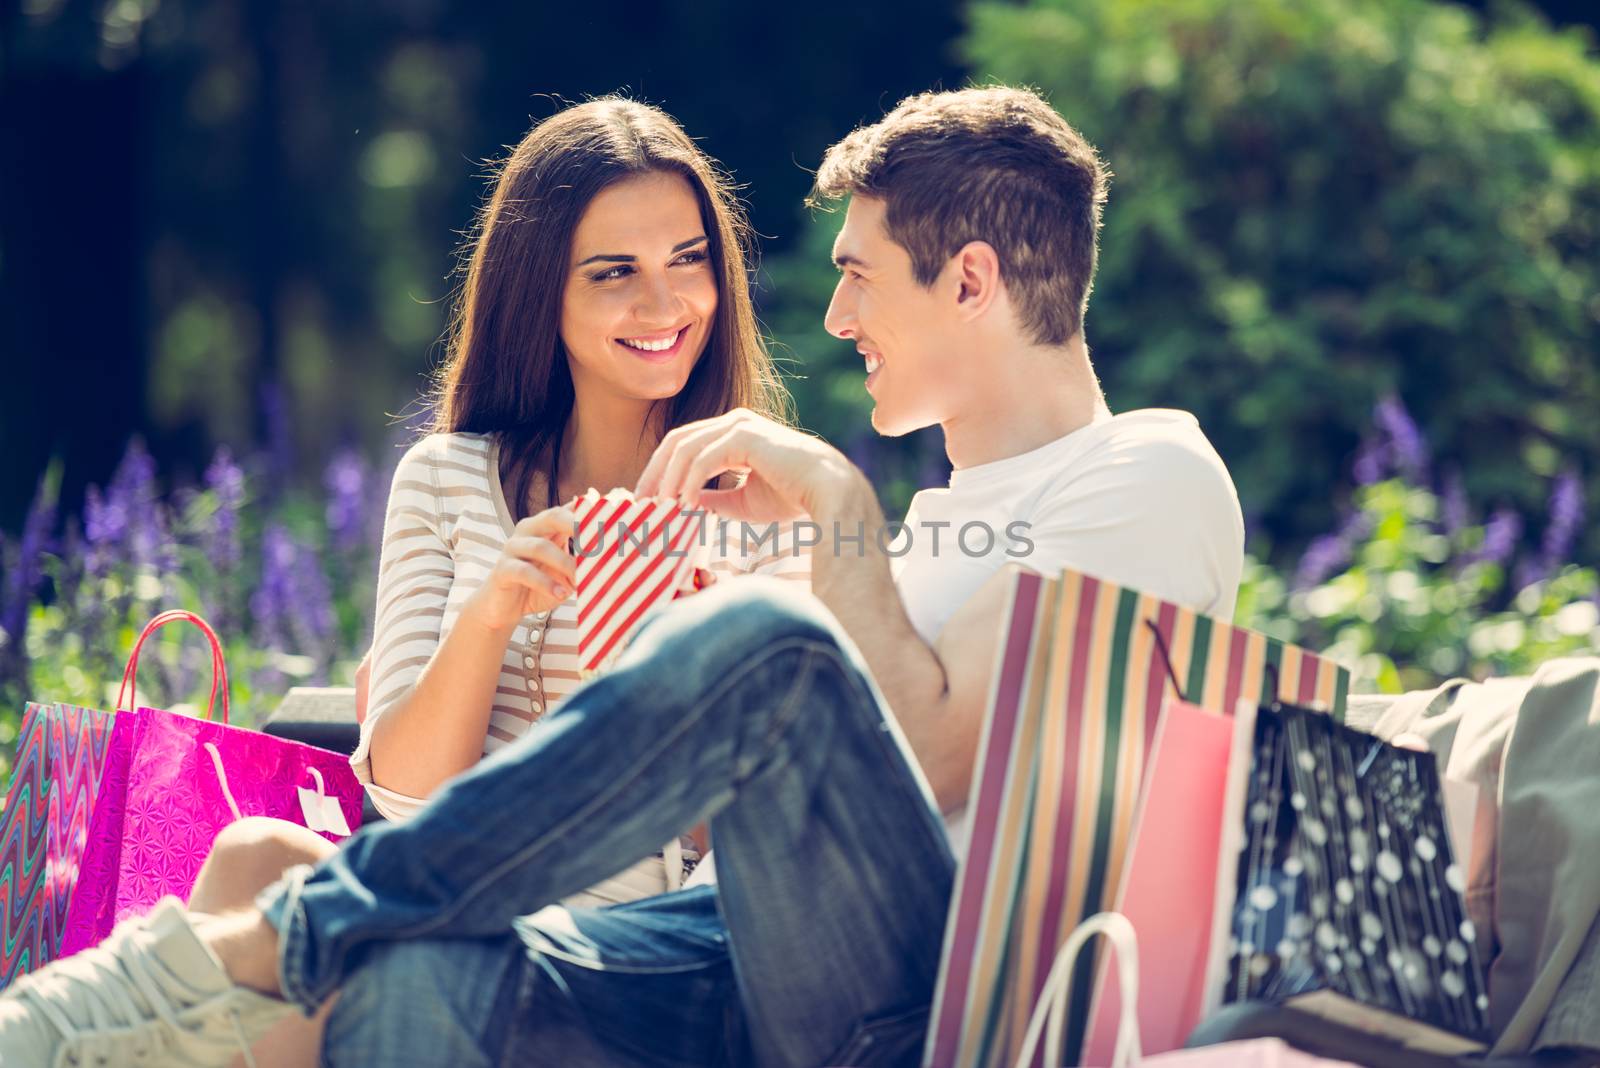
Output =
[{"x1": 186, "y1": 95, "x2": 810, "y2": 1066}]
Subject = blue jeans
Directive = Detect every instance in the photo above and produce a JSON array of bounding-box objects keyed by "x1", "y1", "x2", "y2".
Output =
[{"x1": 256, "y1": 577, "x2": 958, "y2": 1067}]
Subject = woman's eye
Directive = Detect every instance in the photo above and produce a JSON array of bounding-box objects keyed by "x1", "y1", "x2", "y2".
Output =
[
  {"x1": 674, "y1": 250, "x2": 709, "y2": 266},
  {"x1": 593, "y1": 265, "x2": 632, "y2": 282}
]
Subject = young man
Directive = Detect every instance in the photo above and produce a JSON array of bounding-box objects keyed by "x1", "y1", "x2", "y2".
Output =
[{"x1": 0, "y1": 85, "x2": 1243, "y2": 1067}]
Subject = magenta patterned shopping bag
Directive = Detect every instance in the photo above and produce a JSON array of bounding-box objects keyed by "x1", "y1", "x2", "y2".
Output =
[{"x1": 59, "y1": 611, "x2": 363, "y2": 957}]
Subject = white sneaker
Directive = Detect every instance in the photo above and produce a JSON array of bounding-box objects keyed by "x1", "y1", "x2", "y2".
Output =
[{"x1": 0, "y1": 897, "x2": 295, "y2": 1067}]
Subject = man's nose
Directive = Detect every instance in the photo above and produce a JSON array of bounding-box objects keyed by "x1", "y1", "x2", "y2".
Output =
[{"x1": 823, "y1": 277, "x2": 855, "y2": 340}]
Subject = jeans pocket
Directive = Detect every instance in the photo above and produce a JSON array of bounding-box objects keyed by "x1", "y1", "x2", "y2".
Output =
[{"x1": 821, "y1": 1004, "x2": 930, "y2": 1068}]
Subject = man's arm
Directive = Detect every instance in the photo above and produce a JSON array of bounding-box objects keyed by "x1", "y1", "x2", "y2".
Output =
[
  {"x1": 634, "y1": 408, "x2": 1012, "y2": 812},
  {"x1": 812, "y1": 470, "x2": 1018, "y2": 813}
]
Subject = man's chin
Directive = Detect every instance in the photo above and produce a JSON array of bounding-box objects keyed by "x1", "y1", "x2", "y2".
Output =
[{"x1": 869, "y1": 405, "x2": 928, "y2": 439}]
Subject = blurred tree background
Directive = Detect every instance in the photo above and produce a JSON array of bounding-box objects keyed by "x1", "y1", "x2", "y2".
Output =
[
  {"x1": 770, "y1": 0, "x2": 1600, "y2": 560},
  {"x1": 0, "y1": 0, "x2": 965, "y2": 523},
  {"x1": 1, "y1": 0, "x2": 1598, "y2": 737}
]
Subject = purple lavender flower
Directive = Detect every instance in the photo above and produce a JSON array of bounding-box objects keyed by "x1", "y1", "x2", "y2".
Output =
[
  {"x1": 252, "y1": 524, "x2": 296, "y2": 641},
  {"x1": 1540, "y1": 469, "x2": 1584, "y2": 569},
  {"x1": 1515, "y1": 470, "x2": 1587, "y2": 589},
  {"x1": 112, "y1": 439, "x2": 161, "y2": 571},
  {"x1": 1294, "y1": 533, "x2": 1351, "y2": 590},
  {"x1": 1467, "y1": 508, "x2": 1523, "y2": 568},
  {"x1": 83, "y1": 484, "x2": 128, "y2": 581},
  {"x1": 1352, "y1": 438, "x2": 1391, "y2": 486},
  {"x1": 252, "y1": 523, "x2": 337, "y2": 688},
  {"x1": 203, "y1": 447, "x2": 246, "y2": 572},
  {"x1": 324, "y1": 449, "x2": 373, "y2": 554},
  {"x1": 1374, "y1": 394, "x2": 1429, "y2": 484},
  {"x1": 1292, "y1": 508, "x2": 1375, "y2": 591},
  {"x1": 1, "y1": 474, "x2": 58, "y2": 645}
]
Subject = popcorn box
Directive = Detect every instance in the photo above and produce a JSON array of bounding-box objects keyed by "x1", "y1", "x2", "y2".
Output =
[{"x1": 568, "y1": 488, "x2": 715, "y2": 677}]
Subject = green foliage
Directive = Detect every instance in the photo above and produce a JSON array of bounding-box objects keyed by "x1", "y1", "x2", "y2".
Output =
[
  {"x1": 1238, "y1": 479, "x2": 1600, "y2": 693},
  {"x1": 761, "y1": 0, "x2": 1600, "y2": 558},
  {"x1": 0, "y1": 444, "x2": 382, "y2": 781}
]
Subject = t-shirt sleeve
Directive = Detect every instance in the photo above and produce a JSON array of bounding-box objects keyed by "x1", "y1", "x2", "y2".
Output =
[
  {"x1": 348, "y1": 438, "x2": 457, "y2": 822},
  {"x1": 1018, "y1": 435, "x2": 1244, "y2": 619}
]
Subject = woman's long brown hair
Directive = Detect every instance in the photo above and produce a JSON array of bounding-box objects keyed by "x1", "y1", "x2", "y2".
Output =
[{"x1": 430, "y1": 97, "x2": 792, "y2": 521}]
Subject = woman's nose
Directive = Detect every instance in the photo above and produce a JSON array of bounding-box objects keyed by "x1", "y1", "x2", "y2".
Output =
[{"x1": 635, "y1": 270, "x2": 684, "y2": 325}]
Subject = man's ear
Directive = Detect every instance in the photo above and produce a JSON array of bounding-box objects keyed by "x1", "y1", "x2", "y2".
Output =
[{"x1": 949, "y1": 241, "x2": 1002, "y2": 323}]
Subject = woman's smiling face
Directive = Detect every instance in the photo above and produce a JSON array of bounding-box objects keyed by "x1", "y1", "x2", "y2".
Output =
[{"x1": 559, "y1": 170, "x2": 718, "y2": 406}]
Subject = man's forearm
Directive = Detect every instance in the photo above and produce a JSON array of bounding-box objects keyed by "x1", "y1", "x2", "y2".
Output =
[{"x1": 809, "y1": 468, "x2": 958, "y2": 804}]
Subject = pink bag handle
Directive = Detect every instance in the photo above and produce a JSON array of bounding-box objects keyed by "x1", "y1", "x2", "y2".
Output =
[{"x1": 117, "y1": 610, "x2": 230, "y2": 724}]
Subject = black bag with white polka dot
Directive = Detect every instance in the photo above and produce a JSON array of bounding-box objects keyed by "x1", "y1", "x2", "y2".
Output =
[{"x1": 1223, "y1": 697, "x2": 1492, "y2": 1045}]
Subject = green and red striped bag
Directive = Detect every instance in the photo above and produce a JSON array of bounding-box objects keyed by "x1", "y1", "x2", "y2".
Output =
[{"x1": 923, "y1": 566, "x2": 1349, "y2": 1068}]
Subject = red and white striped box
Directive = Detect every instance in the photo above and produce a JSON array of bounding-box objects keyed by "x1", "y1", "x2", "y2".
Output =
[{"x1": 567, "y1": 488, "x2": 716, "y2": 678}]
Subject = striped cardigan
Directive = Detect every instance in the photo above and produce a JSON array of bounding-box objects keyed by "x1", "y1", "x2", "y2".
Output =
[{"x1": 352, "y1": 431, "x2": 811, "y2": 907}]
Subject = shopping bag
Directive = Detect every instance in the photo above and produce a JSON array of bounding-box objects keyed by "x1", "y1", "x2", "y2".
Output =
[
  {"x1": 923, "y1": 566, "x2": 1349, "y2": 1068},
  {"x1": 1081, "y1": 697, "x2": 1257, "y2": 1063},
  {"x1": 0, "y1": 702, "x2": 119, "y2": 987},
  {"x1": 59, "y1": 611, "x2": 364, "y2": 957},
  {"x1": 1016, "y1": 911, "x2": 1361, "y2": 1068},
  {"x1": 1088, "y1": 688, "x2": 1492, "y2": 1063},
  {"x1": 569, "y1": 488, "x2": 714, "y2": 677},
  {"x1": 1218, "y1": 697, "x2": 1492, "y2": 1054}
]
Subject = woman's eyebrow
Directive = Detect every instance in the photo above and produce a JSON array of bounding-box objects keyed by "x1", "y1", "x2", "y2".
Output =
[{"x1": 574, "y1": 235, "x2": 708, "y2": 269}]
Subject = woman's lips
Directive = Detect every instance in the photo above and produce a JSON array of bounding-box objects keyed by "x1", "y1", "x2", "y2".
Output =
[{"x1": 616, "y1": 326, "x2": 689, "y2": 363}]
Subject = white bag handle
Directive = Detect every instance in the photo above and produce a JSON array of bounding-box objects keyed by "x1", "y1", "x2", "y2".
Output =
[
  {"x1": 202, "y1": 741, "x2": 244, "y2": 822},
  {"x1": 1014, "y1": 911, "x2": 1144, "y2": 1068}
]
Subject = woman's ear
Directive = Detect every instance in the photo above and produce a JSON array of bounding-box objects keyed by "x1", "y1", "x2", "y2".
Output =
[{"x1": 951, "y1": 241, "x2": 1002, "y2": 322}]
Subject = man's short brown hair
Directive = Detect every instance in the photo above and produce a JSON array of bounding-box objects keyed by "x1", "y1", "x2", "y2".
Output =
[{"x1": 811, "y1": 85, "x2": 1110, "y2": 346}]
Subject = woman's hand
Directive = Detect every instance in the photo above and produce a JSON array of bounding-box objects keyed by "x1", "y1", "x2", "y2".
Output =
[{"x1": 463, "y1": 506, "x2": 580, "y2": 633}]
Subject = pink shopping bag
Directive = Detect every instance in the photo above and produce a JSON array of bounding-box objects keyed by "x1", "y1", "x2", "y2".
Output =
[
  {"x1": 1081, "y1": 697, "x2": 1257, "y2": 1064},
  {"x1": 59, "y1": 611, "x2": 363, "y2": 956}
]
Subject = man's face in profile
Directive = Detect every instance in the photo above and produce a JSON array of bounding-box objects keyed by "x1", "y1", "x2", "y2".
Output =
[{"x1": 824, "y1": 195, "x2": 961, "y2": 439}]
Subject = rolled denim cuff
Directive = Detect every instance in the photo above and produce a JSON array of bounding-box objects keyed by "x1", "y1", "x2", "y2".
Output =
[{"x1": 254, "y1": 862, "x2": 322, "y2": 1014}]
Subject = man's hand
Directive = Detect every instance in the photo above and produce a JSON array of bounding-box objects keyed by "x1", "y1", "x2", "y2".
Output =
[{"x1": 634, "y1": 408, "x2": 855, "y2": 524}]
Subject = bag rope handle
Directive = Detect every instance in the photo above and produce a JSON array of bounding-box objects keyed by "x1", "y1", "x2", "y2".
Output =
[
  {"x1": 1014, "y1": 911, "x2": 1144, "y2": 1068},
  {"x1": 117, "y1": 610, "x2": 230, "y2": 724}
]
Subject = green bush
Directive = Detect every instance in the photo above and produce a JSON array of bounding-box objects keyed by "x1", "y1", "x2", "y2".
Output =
[
  {"x1": 1239, "y1": 478, "x2": 1600, "y2": 693},
  {"x1": 761, "y1": 0, "x2": 1600, "y2": 563}
]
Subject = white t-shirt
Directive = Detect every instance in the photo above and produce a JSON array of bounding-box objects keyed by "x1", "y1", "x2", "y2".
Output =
[{"x1": 888, "y1": 408, "x2": 1245, "y2": 859}]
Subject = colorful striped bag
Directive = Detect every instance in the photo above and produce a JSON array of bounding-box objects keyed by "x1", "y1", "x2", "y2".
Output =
[
  {"x1": 923, "y1": 566, "x2": 1349, "y2": 1068},
  {"x1": 0, "y1": 703, "x2": 118, "y2": 988},
  {"x1": 0, "y1": 610, "x2": 233, "y2": 986}
]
